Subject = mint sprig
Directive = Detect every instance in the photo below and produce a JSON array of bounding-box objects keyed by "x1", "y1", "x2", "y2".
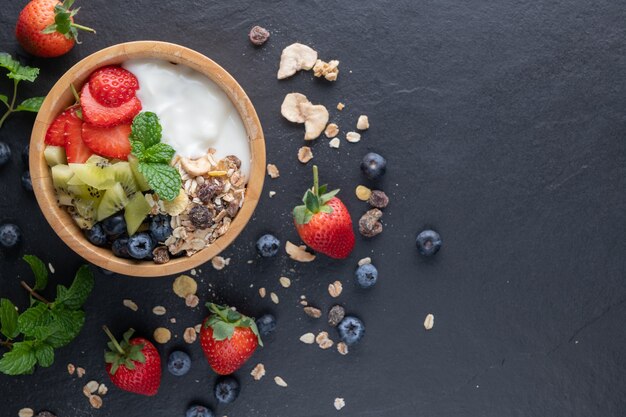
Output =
[
  {"x1": 0, "y1": 53, "x2": 46, "y2": 129},
  {"x1": 0, "y1": 255, "x2": 94, "y2": 375},
  {"x1": 129, "y1": 112, "x2": 181, "y2": 201}
]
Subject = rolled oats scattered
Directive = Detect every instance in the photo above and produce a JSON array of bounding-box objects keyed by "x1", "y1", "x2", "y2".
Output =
[
  {"x1": 286, "y1": 241, "x2": 316, "y2": 262},
  {"x1": 324, "y1": 123, "x2": 339, "y2": 138},
  {"x1": 328, "y1": 281, "x2": 343, "y2": 298},
  {"x1": 316, "y1": 331, "x2": 334, "y2": 349},
  {"x1": 153, "y1": 327, "x2": 172, "y2": 344},
  {"x1": 297, "y1": 146, "x2": 314, "y2": 163},
  {"x1": 67, "y1": 363, "x2": 75, "y2": 375},
  {"x1": 279, "y1": 276, "x2": 291, "y2": 288},
  {"x1": 357, "y1": 115, "x2": 370, "y2": 130},
  {"x1": 337, "y1": 102, "x2": 345, "y2": 111},
  {"x1": 82, "y1": 385, "x2": 92, "y2": 398},
  {"x1": 122, "y1": 299, "x2": 138, "y2": 312},
  {"x1": 300, "y1": 300, "x2": 308, "y2": 306},
  {"x1": 329, "y1": 137, "x2": 340, "y2": 148},
  {"x1": 152, "y1": 306, "x2": 167, "y2": 316},
  {"x1": 337, "y1": 342, "x2": 349, "y2": 355},
  {"x1": 299, "y1": 333, "x2": 315, "y2": 344},
  {"x1": 251, "y1": 363, "x2": 266, "y2": 381},
  {"x1": 211, "y1": 256, "x2": 227, "y2": 270},
  {"x1": 346, "y1": 131, "x2": 361, "y2": 143},
  {"x1": 18, "y1": 408, "x2": 34, "y2": 417},
  {"x1": 48, "y1": 263, "x2": 55, "y2": 274},
  {"x1": 84, "y1": 380, "x2": 99, "y2": 395},
  {"x1": 185, "y1": 294, "x2": 200, "y2": 308},
  {"x1": 89, "y1": 395, "x2": 103, "y2": 409},
  {"x1": 274, "y1": 376, "x2": 288, "y2": 387},
  {"x1": 270, "y1": 292, "x2": 279, "y2": 304},
  {"x1": 269, "y1": 191, "x2": 276, "y2": 198},
  {"x1": 328, "y1": 305, "x2": 346, "y2": 327},
  {"x1": 303, "y1": 306, "x2": 322, "y2": 318},
  {"x1": 355, "y1": 185, "x2": 372, "y2": 201},
  {"x1": 267, "y1": 164, "x2": 280, "y2": 178},
  {"x1": 358, "y1": 257, "x2": 372, "y2": 266},
  {"x1": 173, "y1": 275, "x2": 197, "y2": 298},
  {"x1": 259, "y1": 287, "x2": 267, "y2": 298},
  {"x1": 334, "y1": 397, "x2": 346, "y2": 410},
  {"x1": 184, "y1": 327, "x2": 197, "y2": 344},
  {"x1": 424, "y1": 313, "x2": 434, "y2": 330},
  {"x1": 76, "y1": 367, "x2": 85, "y2": 378},
  {"x1": 170, "y1": 318, "x2": 177, "y2": 324},
  {"x1": 97, "y1": 384, "x2": 108, "y2": 396}
]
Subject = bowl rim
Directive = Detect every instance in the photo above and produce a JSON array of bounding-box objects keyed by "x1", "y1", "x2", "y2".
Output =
[{"x1": 29, "y1": 41, "x2": 265, "y2": 277}]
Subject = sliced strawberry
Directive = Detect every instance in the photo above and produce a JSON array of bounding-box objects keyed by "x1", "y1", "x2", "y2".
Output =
[
  {"x1": 64, "y1": 109, "x2": 93, "y2": 163},
  {"x1": 80, "y1": 82, "x2": 142, "y2": 128},
  {"x1": 89, "y1": 66, "x2": 139, "y2": 107},
  {"x1": 81, "y1": 123, "x2": 132, "y2": 160},
  {"x1": 45, "y1": 108, "x2": 73, "y2": 146}
]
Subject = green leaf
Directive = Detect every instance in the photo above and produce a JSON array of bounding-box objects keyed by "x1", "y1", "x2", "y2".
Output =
[
  {"x1": 55, "y1": 265, "x2": 94, "y2": 310},
  {"x1": 18, "y1": 303, "x2": 51, "y2": 337},
  {"x1": 138, "y1": 162, "x2": 182, "y2": 201},
  {"x1": 130, "y1": 140, "x2": 145, "y2": 160},
  {"x1": 0, "y1": 94, "x2": 7, "y2": 107},
  {"x1": 0, "y1": 53, "x2": 39, "y2": 82},
  {"x1": 0, "y1": 299, "x2": 19, "y2": 339},
  {"x1": 34, "y1": 343, "x2": 54, "y2": 367},
  {"x1": 318, "y1": 184, "x2": 328, "y2": 195},
  {"x1": 319, "y1": 189, "x2": 340, "y2": 205},
  {"x1": 41, "y1": 25, "x2": 58, "y2": 35},
  {"x1": 142, "y1": 143, "x2": 176, "y2": 164},
  {"x1": 45, "y1": 309, "x2": 84, "y2": 348},
  {"x1": 293, "y1": 205, "x2": 312, "y2": 225},
  {"x1": 210, "y1": 320, "x2": 234, "y2": 341},
  {"x1": 15, "y1": 96, "x2": 45, "y2": 113},
  {"x1": 54, "y1": 9, "x2": 72, "y2": 35},
  {"x1": 130, "y1": 112, "x2": 162, "y2": 149},
  {"x1": 23, "y1": 255, "x2": 48, "y2": 291},
  {"x1": 304, "y1": 190, "x2": 320, "y2": 213},
  {"x1": 0, "y1": 342, "x2": 36, "y2": 375}
]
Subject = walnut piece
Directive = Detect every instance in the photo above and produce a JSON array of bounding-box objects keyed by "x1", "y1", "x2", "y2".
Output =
[{"x1": 312, "y1": 59, "x2": 340, "y2": 81}]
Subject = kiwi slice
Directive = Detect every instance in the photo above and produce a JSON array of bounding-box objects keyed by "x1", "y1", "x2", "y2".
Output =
[
  {"x1": 56, "y1": 191, "x2": 74, "y2": 206},
  {"x1": 96, "y1": 183, "x2": 129, "y2": 221},
  {"x1": 124, "y1": 192, "x2": 152, "y2": 236},
  {"x1": 70, "y1": 163, "x2": 116, "y2": 190},
  {"x1": 85, "y1": 155, "x2": 111, "y2": 168},
  {"x1": 68, "y1": 184, "x2": 104, "y2": 201},
  {"x1": 128, "y1": 155, "x2": 151, "y2": 192},
  {"x1": 108, "y1": 162, "x2": 138, "y2": 196},
  {"x1": 51, "y1": 164, "x2": 74, "y2": 194},
  {"x1": 75, "y1": 198, "x2": 100, "y2": 223},
  {"x1": 44, "y1": 146, "x2": 67, "y2": 167}
]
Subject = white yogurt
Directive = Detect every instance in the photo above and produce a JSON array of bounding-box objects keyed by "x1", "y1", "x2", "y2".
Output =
[{"x1": 122, "y1": 59, "x2": 251, "y2": 177}]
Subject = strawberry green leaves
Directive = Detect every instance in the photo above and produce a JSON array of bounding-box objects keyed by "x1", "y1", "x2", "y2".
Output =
[
  {"x1": 129, "y1": 112, "x2": 181, "y2": 201},
  {"x1": 293, "y1": 165, "x2": 339, "y2": 225},
  {"x1": 0, "y1": 53, "x2": 45, "y2": 129},
  {"x1": 205, "y1": 303, "x2": 263, "y2": 346},
  {"x1": 103, "y1": 327, "x2": 146, "y2": 375},
  {"x1": 41, "y1": 0, "x2": 96, "y2": 43}
]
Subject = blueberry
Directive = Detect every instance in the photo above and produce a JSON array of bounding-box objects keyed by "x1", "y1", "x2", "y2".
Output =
[
  {"x1": 255, "y1": 313, "x2": 276, "y2": 336},
  {"x1": 101, "y1": 213, "x2": 126, "y2": 238},
  {"x1": 0, "y1": 142, "x2": 11, "y2": 167},
  {"x1": 214, "y1": 376, "x2": 240, "y2": 404},
  {"x1": 415, "y1": 229, "x2": 442, "y2": 256},
  {"x1": 149, "y1": 214, "x2": 172, "y2": 242},
  {"x1": 0, "y1": 224, "x2": 21, "y2": 248},
  {"x1": 21, "y1": 144, "x2": 29, "y2": 165},
  {"x1": 185, "y1": 405, "x2": 214, "y2": 417},
  {"x1": 167, "y1": 351, "x2": 191, "y2": 376},
  {"x1": 21, "y1": 171, "x2": 32, "y2": 192},
  {"x1": 127, "y1": 233, "x2": 154, "y2": 260},
  {"x1": 99, "y1": 267, "x2": 115, "y2": 275},
  {"x1": 256, "y1": 234, "x2": 280, "y2": 257},
  {"x1": 355, "y1": 263, "x2": 378, "y2": 288},
  {"x1": 360, "y1": 152, "x2": 387, "y2": 180},
  {"x1": 337, "y1": 316, "x2": 365, "y2": 346},
  {"x1": 85, "y1": 223, "x2": 107, "y2": 247},
  {"x1": 112, "y1": 236, "x2": 131, "y2": 258}
]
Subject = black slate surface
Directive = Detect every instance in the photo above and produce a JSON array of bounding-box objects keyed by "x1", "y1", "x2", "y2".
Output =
[{"x1": 1, "y1": 1, "x2": 626, "y2": 416}]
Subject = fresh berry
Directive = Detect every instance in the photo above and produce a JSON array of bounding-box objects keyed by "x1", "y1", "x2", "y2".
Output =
[
  {"x1": 85, "y1": 223, "x2": 107, "y2": 246},
  {"x1": 21, "y1": 144, "x2": 29, "y2": 165},
  {"x1": 415, "y1": 229, "x2": 442, "y2": 256},
  {"x1": 103, "y1": 326, "x2": 161, "y2": 396},
  {"x1": 64, "y1": 107, "x2": 93, "y2": 163},
  {"x1": 360, "y1": 152, "x2": 387, "y2": 180},
  {"x1": 199, "y1": 303, "x2": 262, "y2": 375},
  {"x1": 255, "y1": 234, "x2": 280, "y2": 257},
  {"x1": 149, "y1": 214, "x2": 172, "y2": 242},
  {"x1": 214, "y1": 376, "x2": 240, "y2": 404},
  {"x1": 81, "y1": 122, "x2": 132, "y2": 160},
  {"x1": 293, "y1": 166, "x2": 355, "y2": 259},
  {"x1": 337, "y1": 316, "x2": 365, "y2": 346},
  {"x1": 0, "y1": 224, "x2": 21, "y2": 248},
  {"x1": 167, "y1": 351, "x2": 191, "y2": 376},
  {"x1": 255, "y1": 314, "x2": 276, "y2": 336},
  {"x1": 21, "y1": 171, "x2": 33, "y2": 192},
  {"x1": 355, "y1": 263, "x2": 378, "y2": 288},
  {"x1": 185, "y1": 405, "x2": 214, "y2": 417},
  {"x1": 101, "y1": 213, "x2": 126, "y2": 238},
  {"x1": 80, "y1": 82, "x2": 141, "y2": 128},
  {"x1": 0, "y1": 142, "x2": 11, "y2": 166},
  {"x1": 15, "y1": 0, "x2": 95, "y2": 58},
  {"x1": 99, "y1": 267, "x2": 114, "y2": 275},
  {"x1": 89, "y1": 66, "x2": 139, "y2": 107},
  {"x1": 111, "y1": 236, "x2": 131, "y2": 258},
  {"x1": 127, "y1": 233, "x2": 154, "y2": 260},
  {"x1": 45, "y1": 108, "x2": 73, "y2": 146}
]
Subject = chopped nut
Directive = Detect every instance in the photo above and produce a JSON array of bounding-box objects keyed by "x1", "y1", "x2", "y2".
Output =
[
  {"x1": 76, "y1": 367, "x2": 85, "y2": 378},
  {"x1": 181, "y1": 155, "x2": 212, "y2": 177},
  {"x1": 194, "y1": 324, "x2": 202, "y2": 333},
  {"x1": 267, "y1": 163, "x2": 280, "y2": 178},
  {"x1": 355, "y1": 185, "x2": 372, "y2": 201},
  {"x1": 328, "y1": 305, "x2": 346, "y2": 327},
  {"x1": 303, "y1": 306, "x2": 322, "y2": 318},
  {"x1": 67, "y1": 363, "x2": 75, "y2": 375},
  {"x1": 277, "y1": 43, "x2": 318, "y2": 79},
  {"x1": 324, "y1": 123, "x2": 339, "y2": 138},
  {"x1": 286, "y1": 241, "x2": 316, "y2": 262},
  {"x1": 297, "y1": 146, "x2": 314, "y2": 163},
  {"x1": 356, "y1": 115, "x2": 370, "y2": 130},
  {"x1": 279, "y1": 277, "x2": 291, "y2": 288},
  {"x1": 97, "y1": 384, "x2": 108, "y2": 396},
  {"x1": 329, "y1": 137, "x2": 340, "y2": 148},
  {"x1": 18, "y1": 408, "x2": 34, "y2": 417},
  {"x1": 358, "y1": 208, "x2": 383, "y2": 238},
  {"x1": 337, "y1": 102, "x2": 345, "y2": 111},
  {"x1": 89, "y1": 395, "x2": 103, "y2": 409},
  {"x1": 259, "y1": 287, "x2": 266, "y2": 298},
  {"x1": 211, "y1": 256, "x2": 227, "y2": 270},
  {"x1": 345, "y1": 131, "x2": 361, "y2": 143},
  {"x1": 251, "y1": 363, "x2": 266, "y2": 380},
  {"x1": 173, "y1": 275, "x2": 197, "y2": 298},
  {"x1": 312, "y1": 59, "x2": 340, "y2": 81},
  {"x1": 337, "y1": 342, "x2": 349, "y2": 355},
  {"x1": 170, "y1": 318, "x2": 177, "y2": 324},
  {"x1": 185, "y1": 294, "x2": 200, "y2": 308},
  {"x1": 358, "y1": 257, "x2": 372, "y2": 266},
  {"x1": 184, "y1": 327, "x2": 197, "y2": 344},
  {"x1": 162, "y1": 189, "x2": 189, "y2": 216},
  {"x1": 84, "y1": 380, "x2": 99, "y2": 395},
  {"x1": 270, "y1": 292, "x2": 279, "y2": 304},
  {"x1": 334, "y1": 397, "x2": 346, "y2": 410},
  {"x1": 152, "y1": 306, "x2": 167, "y2": 316},
  {"x1": 269, "y1": 191, "x2": 276, "y2": 198},
  {"x1": 328, "y1": 281, "x2": 343, "y2": 298},
  {"x1": 300, "y1": 300, "x2": 308, "y2": 306},
  {"x1": 153, "y1": 327, "x2": 171, "y2": 344},
  {"x1": 122, "y1": 299, "x2": 138, "y2": 312},
  {"x1": 424, "y1": 313, "x2": 434, "y2": 330},
  {"x1": 368, "y1": 190, "x2": 389, "y2": 209},
  {"x1": 249, "y1": 25, "x2": 270, "y2": 45},
  {"x1": 274, "y1": 376, "x2": 288, "y2": 387},
  {"x1": 299, "y1": 333, "x2": 315, "y2": 344}
]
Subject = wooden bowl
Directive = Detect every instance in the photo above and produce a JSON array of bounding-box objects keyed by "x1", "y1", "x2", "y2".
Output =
[{"x1": 30, "y1": 41, "x2": 265, "y2": 277}]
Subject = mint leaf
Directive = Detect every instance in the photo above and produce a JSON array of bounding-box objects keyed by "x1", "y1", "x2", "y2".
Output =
[
  {"x1": 0, "y1": 341, "x2": 36, "y2": 375},
  {"x1": 18, "y1": 303, "x2": 51, "y2": 337},
  {"x1": 23, "y1": 255, "x2": 48, "y2": 291},
  {"x1": 55, "y1": 265, "x2": 94, "y2": 310},
  {"x1": 0, "y1": 95, "x2": 7, "y2": 107},
  {"x1": 34, "y1": 343, "x2": 54, "y2": 367},
  {"x1": 15, "y1": 97, "x2": 44, "y2": 113},
  {"x1": 0, "y1": 53, "x2": 39, "y2": 82},
  {"x1": 142, "y1": 143, "x2": 176, "y2": 164},
  {"x1": 138, "y1": 162, "x2": 181, "y2": 201},
  {"x1": 130, "y1": 112, "x2": 161, "y2": 149},
  {"x1": 0, "y1": 299, "x2": 19, "y2": 339},
  {"x1": 130, "y1": 140, "x2": 145, "y2": 160},
  {"x1": 45, "y1": 309, "x2": 84, "y2": 348}
]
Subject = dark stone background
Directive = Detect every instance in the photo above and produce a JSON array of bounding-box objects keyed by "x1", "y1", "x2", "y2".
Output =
[{"x1": 1, "y1": 0, "x2": 625, "y2": 416}]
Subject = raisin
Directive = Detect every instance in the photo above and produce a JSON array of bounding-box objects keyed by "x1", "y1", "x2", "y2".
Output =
[
  {"x1": 152, "y1": 246, "x2": 170, "y2": 264},
  {"x1": 36, "y1": 412, "x2": 57, "y2": 417},
  {"x1": 226, "y1": 200, "x2": 239, "y2": 218},
  {"x1": 368, "y1": 190, "x2": 389, "y2": 209},
  {"x1": 328, "y1": 305, "x2": 345, "y2": 327},
  {"x1": 358, "y1": 209, "x2": 383, "y2": 238},
  {"x1": 189, "y1": 205, "x2": 213, "y2": 229},
  {"x1": 225, "y1": 155, "x2": 242, "y2": 169},
  {"x1": 249, "y1": 25, "x2": 270, "y2": 46},
  {"x1": 197, "y1": 182, "x2": 223, "y2": 204}
]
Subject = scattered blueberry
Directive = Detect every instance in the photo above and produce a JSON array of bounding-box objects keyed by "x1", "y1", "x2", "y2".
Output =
[
  {"x1": 360, "y1": 152, "x2": 387, "y2": 180},
  {"x1": 101, "y1": 213, "x2": 126, "y2": 238},
  {"x1": 255, "y1": 313, "x2": 277, "y2": 336},
  {"x1": 256, "y1": 234, "x2": 280, "y2": 257},
  {"x1": 0, "y1": 224, "x2": 21, "y2": 248},
  {"x1": 99, "y1": 267, "x2": 114, "y2": 275},
  {"x1": 112, "y1": 236, "x2": 131, "y2": 258},
  {"x1": 21, "y1": 171, "x2": 32, "y2": 192},
  {"x1": 185, "y1": 405, "x2": 214, "y2": 417},
  {"x1": 415, "y1": 229, "x2": 442, "y2": 256},
  {"x1": 355, "y1": 263, "x2": 378, "y2": 288},
  {"x1": 127, "y1": 233, "x2": 155, "y2": 260},
  {"x1": 21, "y1": 144, "x2": 29, "y2": 165},
  {"x1": 0, "y1": 142, "x2": 10, "y2": 167},
  {"x1": 337, "y1": 316, "x2": 365, "y2": 346},
  {"x1": 149, "y1": 214, "x2": 172, "y2": 242},
  {"x1": 85, "y1": 223, "x2": 107, "y2": 247},
  {"x1": 214, "y1": 376, "x2": 240, "y2": 404},
  {"x1": 167, "y1": 351, "x2": 191, "y2": 376}
]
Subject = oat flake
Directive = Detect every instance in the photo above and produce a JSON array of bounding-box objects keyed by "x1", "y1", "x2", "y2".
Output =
[
  {"x1": 89, "y1": 395, "x2": 103, "y2": 409},
  {"x1": 122, "y1": 299, "x2": 138, "y2": 312},
  {"x1": 424, "y1": 313, "x2": 434, "y2": 330},
  {"x1": 299, "y1": 333, "x2": 315, "y2": 344},
  {"x1": 328, "y1": 281, "x2": 343, "y2": 298},
  {"x1": 18, "y1": 408, "x2": 34, "y2": 417},
  {"x1": 251, "y1": 363, "x2": 266, "y2": 381},
  {"x1": 274, "y1": 376, "x2": 288, "y2": 387},
  {"x1": 334, "y1": 397, "x2": 346, "y2": 410},
  {"x1": 270, "y1": 292, "x2": 279, "y2": 304},
  {"x1": 152, "y1": 306, "x2": 167, "y2": 316},
  {"x1": 279, "y1": 277, "x2": 291, "y2": 288}
]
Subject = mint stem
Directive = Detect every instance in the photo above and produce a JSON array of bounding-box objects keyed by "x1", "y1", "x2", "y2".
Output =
[
  {"x1": 0, "y1": 339, "x2": 12, "y2": 348},
  {"x1": 102, "y1": 326, "x2": 125, "y2": 355},
  {"x1": 0, "y1": 79, "x2": 19, "y2": 129},
  {"x1": 20, "y1": 281, "x2": 51, "y2": 305},
  {"x1": 313, "y1": 165, "x2": 319, "y2": 196}
]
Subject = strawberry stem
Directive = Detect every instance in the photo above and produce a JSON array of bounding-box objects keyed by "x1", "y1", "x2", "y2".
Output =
[
  {"x1": 102, "y1": 325, "x2": 125, "y2": 355},
  {"x1": 70, "y1": 23, "x2": 96, "y2": 33},
  {"x1": 313, "y1": 165, "x2": 319, "y2": 196},
  {"x1": 20, "y1": 280, "x2": 51, "y2": 305}
]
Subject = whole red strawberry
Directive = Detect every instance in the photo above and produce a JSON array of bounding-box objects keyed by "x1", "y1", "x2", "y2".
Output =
[
  {"x1": 103, "y1": 326, "x2": 161, "y2": 396},
  {"x1": 199, "y1": 303, "x2": 262, "y2": 375},
  {"x1": 16, "y1": 0, "x2": 95, "y2": 58},
  {"x1": 293, "y1": 165, "x2": 355, "y2": 259}
]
